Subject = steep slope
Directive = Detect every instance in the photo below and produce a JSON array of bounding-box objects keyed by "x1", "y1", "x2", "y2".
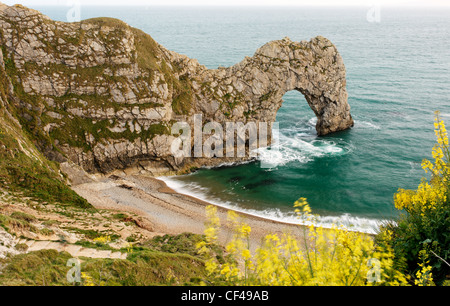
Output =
[{"x1": 0, "y1": 40, "x2": 89, "y2": 207}]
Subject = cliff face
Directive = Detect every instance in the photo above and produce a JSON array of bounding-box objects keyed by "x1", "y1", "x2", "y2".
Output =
[
  {"x1": 0, "y1": 3, "x2": 353, "y2": 176},
  {"x1": 0, "y1": 23, "x2": 89, "y2": 206}
]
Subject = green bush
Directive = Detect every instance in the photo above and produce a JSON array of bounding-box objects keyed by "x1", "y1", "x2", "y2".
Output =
[
  {"x1": 377, "y1": 112, "x2": 450, "y2": 285},
  {"x1": 0, "y1": 248, "x2": 206, "y2": 286}
]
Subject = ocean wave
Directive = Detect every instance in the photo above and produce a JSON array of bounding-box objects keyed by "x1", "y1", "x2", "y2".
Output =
[
  {"x1": 354, "y1": 120, "x2": 381, "y2": 130},
  {"x1": 307, "y1": 117, "x2": 318, "y2": 127},
  {"x1": 303, "y1": 116, "x2": 381, "y2": 131},
  {"x1": 200, "y1": 159, "x2": 256, "y2": 169},
  {"x1": 241, "y1": 208, "x2": 390, "y2": 235},
  {"x1": 159, "y1": 176, "x2": 390, "y2": 235},
  {"x1": 254, "y1": 129, "x2": 347, "y2": 168}
]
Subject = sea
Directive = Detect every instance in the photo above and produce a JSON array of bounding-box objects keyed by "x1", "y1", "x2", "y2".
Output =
[{"x1": 35, "y1": 5, "x2": 450, "y2": 233}]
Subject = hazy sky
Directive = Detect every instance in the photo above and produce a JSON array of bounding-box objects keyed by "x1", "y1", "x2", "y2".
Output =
[{"x1": 2, "y1": 0, "x2": 450, "y2": 7}]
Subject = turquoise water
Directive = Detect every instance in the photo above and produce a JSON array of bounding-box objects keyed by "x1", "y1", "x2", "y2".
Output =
[{"x1": 37, "y1": 6, "x2": 450, "y2": 232}]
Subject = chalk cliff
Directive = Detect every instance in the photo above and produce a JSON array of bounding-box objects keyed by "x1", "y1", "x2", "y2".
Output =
[{"x1": 0, "y1": 3, "x2": 353, "y2": 176}]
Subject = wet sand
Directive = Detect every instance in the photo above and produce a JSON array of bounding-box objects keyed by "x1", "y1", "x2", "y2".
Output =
[{"x1": 72, "y1": 174, "x2": 307, "y2": 249}]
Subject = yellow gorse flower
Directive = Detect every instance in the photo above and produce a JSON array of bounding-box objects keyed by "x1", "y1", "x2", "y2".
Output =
[
  {"x1": 414, "y1": 249, "x2": 435, "y2": 286},
  {"x1": 81, "y1": 272, "x2": 95, "y2": 286},
  {"x1": 93, "y1": 235, "x2": 111, "y2": 244},
  {"x1": 198, "y1": 202, "x2": 408, "y2": 286},
  {"x1": 196, "y1": 114, "x2": 448, "y2": 286},
  {"x1": 396, "y1": 112, "x2": 449, "y2": 216},
  {"x1": 415, "y1": 265, "x2": 434, "y2": 286},
  {"x1": 196, "y1": 205, "x2": 221, "y2": 257}
]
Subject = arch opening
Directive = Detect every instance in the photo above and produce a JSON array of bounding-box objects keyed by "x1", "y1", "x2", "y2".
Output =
[
  {"x1": 258, "y1": 90, "x2": 347, "y2": 168},
  {"x1": 275, "y1": 90, "x2": 317, "y2": 136}
]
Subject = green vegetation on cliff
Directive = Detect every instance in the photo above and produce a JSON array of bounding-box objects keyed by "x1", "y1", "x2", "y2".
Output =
[
  {"x1": 0, "y1": 11, "x2": 194, "y2": 174},
  {"x1": 0, "y1": 50, "x2": 90, "y2": 208},
  {"x1": 0, "y1": 243, "x2": 207, "y2": 286}
]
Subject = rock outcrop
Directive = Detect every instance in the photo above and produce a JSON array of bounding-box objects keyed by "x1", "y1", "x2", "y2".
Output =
[{"x1": 0, "y1": 3, "x2": 353, "y2": 176}]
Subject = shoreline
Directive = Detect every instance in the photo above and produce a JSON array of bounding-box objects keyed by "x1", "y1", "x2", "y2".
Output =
[
  {"x1": 71, "y1": 173, "x2": 310, "y2": 249},
  {"x1": 159, "y1": 175, "x2": 386, "y2": 235}
]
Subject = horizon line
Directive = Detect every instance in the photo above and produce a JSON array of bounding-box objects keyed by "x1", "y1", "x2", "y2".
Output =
[
  {"x1": 25, "y1": 4, "x2": 450, "y2": 8},
  {"x1": 4, "y1": 2, "x2": 450, "y2": 8}
]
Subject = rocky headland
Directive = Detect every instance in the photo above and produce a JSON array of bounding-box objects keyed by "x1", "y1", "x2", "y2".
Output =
[
  {"x1": 0, "y1": 3, "x2": 353, "y2": 179},
  {"x1": 0, "y1": 3, "x2": 356, "y2": 284}
]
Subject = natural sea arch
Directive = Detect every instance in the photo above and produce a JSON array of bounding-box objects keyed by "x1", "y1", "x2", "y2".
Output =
[
  {"x1": 200, "y1": 36, "x2": 354, "y2": 140},
  {"x1": 182, "y1": 36, "x2": 354, "y2": 167},
  {"x1": 275, "y1": 91, "x2": 315, "y2": 131},
  {"x1": 0, "y1": 3, "x2": 353, "y2": 173}
]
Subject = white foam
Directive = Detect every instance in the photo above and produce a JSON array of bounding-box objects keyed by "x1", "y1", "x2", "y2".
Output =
[
  {"x1": 307, "y1": 117, "x2": 318, "y2": 127},
  {"x1": 157, "y1": 119, "x2": 382, "y2": 234},
  {"x1": 354, "y1": 120, "x2": 381, "y2": 130},
  {"x1": 201, "y1": 159, "x2": 255, "y2": 169},
  {"x1": 254, "y1": 130, "x2": 346, "y2": 168},
  {"x1": 159, "y1": 176, "x2": 391, "y2": 235}
]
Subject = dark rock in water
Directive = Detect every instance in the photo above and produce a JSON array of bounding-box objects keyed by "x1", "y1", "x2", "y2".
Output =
[
  {"x1": 228, "y1": 176, "x2": 243, "y2": 184},
  {"x1": 244, "y1": 178, "x2": 277, "y2": 190}
]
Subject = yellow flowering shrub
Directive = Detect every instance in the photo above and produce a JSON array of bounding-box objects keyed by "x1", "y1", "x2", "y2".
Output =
[
  {"x1": 381, "y1": 111, "x2": 449, "y2": 285},
  {"x1": 198, "y1": 202, "x2": 407, "y2": 286},
  {"x1": 414, "y1": 249, "x2": 435, "y2": 286},
  {"x1": 81, "y1": 272, "x2": 96, "y2": 286},
  {"x1": 198, "y1": 113, "x2": 449, "y2": 286},
  {"x1": 93, "y1": 235, "x2": 111, "y2": 244}
]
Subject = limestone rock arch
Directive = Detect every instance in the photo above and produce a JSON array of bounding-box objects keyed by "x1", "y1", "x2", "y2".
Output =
[
  {"x1": 0, "y1": 3, "x2": 354, "y2": 174},
  {"x1": 197, "y1": 36, "x2": 353, "y2": 136}
]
